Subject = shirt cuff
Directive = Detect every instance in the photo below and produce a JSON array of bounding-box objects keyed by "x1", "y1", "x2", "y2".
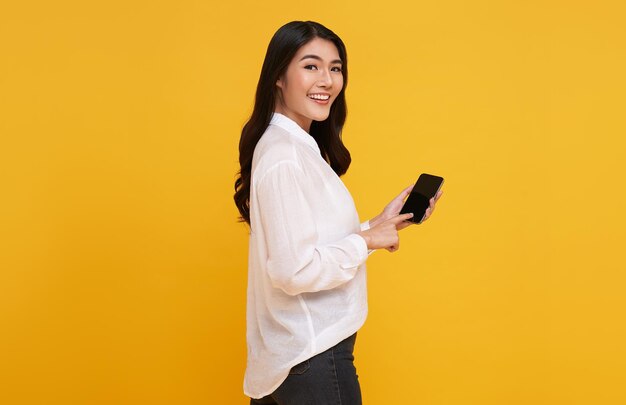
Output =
[
  {"x1": 340, "y1": 233, "x2": 369, "y2": 269},
  {"x1": 360, "y1": 220, "x2": 370, "y2": 232}
]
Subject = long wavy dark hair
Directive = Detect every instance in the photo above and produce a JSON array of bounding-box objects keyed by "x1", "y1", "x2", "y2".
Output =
[{"x1": 234, "y1": 20, "x2": 351, "y2": 227}]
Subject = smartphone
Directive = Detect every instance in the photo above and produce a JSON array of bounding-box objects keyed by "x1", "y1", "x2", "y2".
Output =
[{"x1": 400, "y1": 173, "x2": 444, "y2": 224}]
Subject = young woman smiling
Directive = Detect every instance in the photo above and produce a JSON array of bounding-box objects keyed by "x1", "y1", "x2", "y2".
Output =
[{"x1": 234, "y1": 20, "x2": 443, "y2": 405}]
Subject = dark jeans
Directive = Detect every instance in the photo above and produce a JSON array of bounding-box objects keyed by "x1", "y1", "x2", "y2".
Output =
[{"x1": 250, "y1": 333, "x2": 362, "y2": 405}]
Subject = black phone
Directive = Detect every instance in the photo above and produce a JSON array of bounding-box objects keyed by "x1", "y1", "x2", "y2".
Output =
[{"x1": 400, "y1": 173, "x2": 444, "y2": 224}]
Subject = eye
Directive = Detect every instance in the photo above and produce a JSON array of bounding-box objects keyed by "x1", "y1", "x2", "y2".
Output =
[{"x1": 304, "y1": 65, "x2": 343, "y2": 72}]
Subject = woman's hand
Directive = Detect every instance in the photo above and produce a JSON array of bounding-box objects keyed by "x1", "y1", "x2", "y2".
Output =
[
  {"x1": 421, "y1": 188, "x2": 444, "y2": 224},
  {"x1": 379, "y1": 183, "x2": 415, "y2": 223},
  {"x1": 358, "y1": 213, "x2": 415, "y2": 252},
  {"x1": 360, "y1": 184, "x2": 444, "y2": 252},
  {"x1": 369, "y1": 184, "x2": 444, "y2": 233}
]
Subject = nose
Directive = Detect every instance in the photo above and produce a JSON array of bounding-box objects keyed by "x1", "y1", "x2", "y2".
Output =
[{"x1": 317, "y1": 68, "x2": 333, "y2": 88}]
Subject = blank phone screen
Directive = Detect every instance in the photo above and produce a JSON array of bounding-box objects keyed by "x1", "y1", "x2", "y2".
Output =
[{"x1": 400, "y1": 173, "x2": 444, "y2": 223}]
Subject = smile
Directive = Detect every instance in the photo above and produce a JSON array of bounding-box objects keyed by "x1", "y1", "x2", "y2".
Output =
[
  {"x1": 308, "y1": 93, "x2": 330, "y2": 100},
  {"x1": 308, "y1": 93, "x2": 330, "y2": 104}
]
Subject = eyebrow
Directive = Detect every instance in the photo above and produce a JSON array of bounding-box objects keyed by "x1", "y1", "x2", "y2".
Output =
[{"x1": 299, "y1": 54, "x2": 343, "y2": 65}]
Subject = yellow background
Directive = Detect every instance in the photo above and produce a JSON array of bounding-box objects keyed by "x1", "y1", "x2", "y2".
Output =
[{"x1": 1, "y1": 0, "x2": 625, "y2": 403}]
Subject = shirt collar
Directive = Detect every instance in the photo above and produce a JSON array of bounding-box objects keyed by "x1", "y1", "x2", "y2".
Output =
[{"x1": 269, "y1": 112, "x2": 321, "y2": 154}]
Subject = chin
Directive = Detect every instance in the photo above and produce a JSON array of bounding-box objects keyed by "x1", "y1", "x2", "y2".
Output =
[{"x1": 311, "y1": 111, "x2": 331, "y2": 122}]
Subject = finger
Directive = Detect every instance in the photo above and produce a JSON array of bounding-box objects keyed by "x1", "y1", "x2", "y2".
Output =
[
  {"x1": 423, "y1": 208, "x2": 432, "y2": 220},
  {"x1": 389, "y1": 213, "x2": 415, "y2": 224},
  {"x1": 434, "y1": 189, "x2": 443, "y2": 202}
]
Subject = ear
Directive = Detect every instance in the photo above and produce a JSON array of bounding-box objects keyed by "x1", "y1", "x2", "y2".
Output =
[{"x1": 276, "y1": 75, "x2": 284, "y2": 89}]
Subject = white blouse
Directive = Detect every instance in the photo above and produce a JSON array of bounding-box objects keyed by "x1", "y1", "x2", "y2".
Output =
[{"x1": 244, "y1": 112, "x2": 375, "y2": 398}]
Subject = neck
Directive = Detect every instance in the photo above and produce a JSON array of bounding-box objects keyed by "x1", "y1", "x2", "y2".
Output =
[{"x1": 274, "y1": 105, "x2": 311, "y2": 133}]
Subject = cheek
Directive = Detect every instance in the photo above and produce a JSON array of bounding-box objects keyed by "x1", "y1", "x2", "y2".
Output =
[
  {"x1": 336, "y1": 76, "x2": 345, "y2": 89},
  {"x1": 287, "y1": 73, "x2": 311, "y2": 94}
]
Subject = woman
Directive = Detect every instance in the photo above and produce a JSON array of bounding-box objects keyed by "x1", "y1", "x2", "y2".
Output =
[{"x1": 234, "y1": 20, "x2": 443, "y2": 405}]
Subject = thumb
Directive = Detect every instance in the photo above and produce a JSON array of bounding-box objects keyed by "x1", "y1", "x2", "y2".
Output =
[{"x1": 401, "y1": 183, "x2": 414, "y2": 195}]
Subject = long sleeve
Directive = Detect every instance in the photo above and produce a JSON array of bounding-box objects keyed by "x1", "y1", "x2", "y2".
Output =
[
  {"x1": 245, "y1": 113, "x2": 372, "y2": 398},
  {"x1": 256, "y1": 161, "x2": 368, "y2": 296}
]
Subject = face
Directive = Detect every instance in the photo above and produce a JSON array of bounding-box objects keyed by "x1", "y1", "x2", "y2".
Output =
[{"x1": 275, "y1": 37, "x2": 344, "y2": 133}]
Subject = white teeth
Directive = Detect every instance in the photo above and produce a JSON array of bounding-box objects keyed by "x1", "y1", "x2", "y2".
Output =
[{"x1": 308, "y1": 94, "x2": 330, "y2": 100}]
